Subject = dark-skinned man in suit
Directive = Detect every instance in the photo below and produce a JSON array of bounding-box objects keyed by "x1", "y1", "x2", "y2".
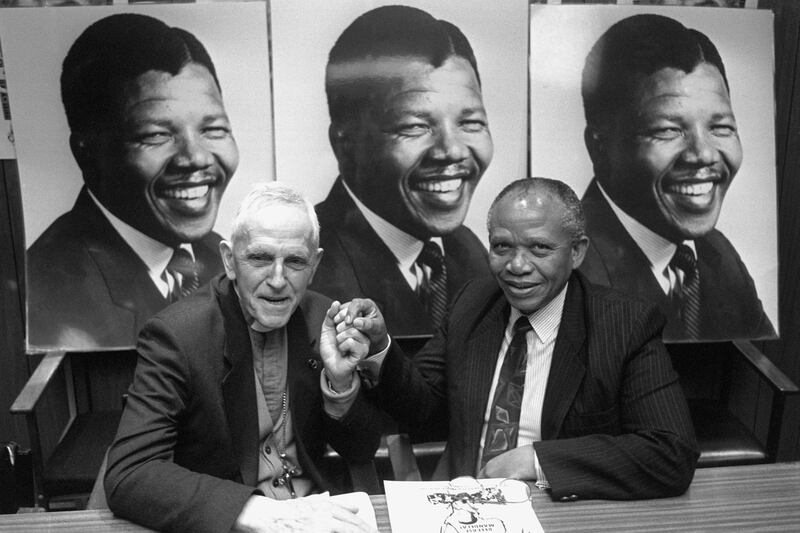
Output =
[{"x1": 323, "y1": 177, "x2": 698, "y2": 502}]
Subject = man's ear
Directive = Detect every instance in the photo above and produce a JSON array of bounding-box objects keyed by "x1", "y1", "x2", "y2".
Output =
[
  {"x1": 584, "y1": 125, "x2": 612, "y2": 180},
  {"x1": 570, "y1": 235, "x2": 590, "y2": 270},
  {"x1": 219, "y1": 240, "x2": 237, "y2": 280},
  {"x1": 69, "y1": 133, "x2": 92, "y2": 170},
  {"x1": 307, "y1": 248, "x2": 324, "y2": 285},
  {"x1": 329, "y1": 123, "x2": 354, "y2": 174},
  {"x1": 583, "y1": 126, "x2": 605, "y2": 165}
]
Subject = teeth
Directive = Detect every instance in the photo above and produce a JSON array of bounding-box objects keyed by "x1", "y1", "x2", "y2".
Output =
[
  {"x1": 162, "y1": 185, "x2": 210, "y2": 200},
  {"x1": 667, "y1": 182, "x2": 713, "y2": 196},
  {"x1": 415, "y1": 178, "x2": 462, "y2": 193}
]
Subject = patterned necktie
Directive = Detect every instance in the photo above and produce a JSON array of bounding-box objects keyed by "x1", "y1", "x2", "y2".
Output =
[
  {"x1": 481, "y1": 317, "x2": 532, "y2": 468},
  {"x1": 670, "y1": 244, "x2": 702, "y2": 339},
  {"x1": 166, "y1": 247, "x2": 200, "y2": 301},
  {"x1": 416, "y1": 241, "x2": 448, "y2": 328}
]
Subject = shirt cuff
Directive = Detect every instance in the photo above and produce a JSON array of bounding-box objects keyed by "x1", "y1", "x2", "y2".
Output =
[
  {"x1": 533, "y1": 447, "x2": 550, "y2": 490},
  {"x1": 321, "y1": 370, "x2": 361, "y2": 420},
  {"x1": 357, "y1": 335, "x2": 391, "y2": 388}
]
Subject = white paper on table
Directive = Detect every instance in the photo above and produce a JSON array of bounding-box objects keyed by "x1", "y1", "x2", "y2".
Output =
[{"x1": 384, "y1": 479, "x2": 544, "y2": 533}]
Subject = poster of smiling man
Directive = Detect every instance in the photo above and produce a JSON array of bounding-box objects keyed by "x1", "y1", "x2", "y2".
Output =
[
  {"x1": 271, "y1": 0, "x2": 529, "y2": 337},
  {"x1": 530, "y1": 4, "x2": 777, "y2": 342},
  {"x1": 0, "y1": 2, "x2": 272, "y2": 349}
]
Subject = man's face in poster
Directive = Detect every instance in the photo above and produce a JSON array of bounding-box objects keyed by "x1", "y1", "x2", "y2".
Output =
[
  {"x1": 81, "y1": 62, "x2": 239, "y2": 246},
  {"x1": 594, "y1": 62, "x2": 742, "y2": 242},
  {"x1": 337, "y1": 55, "x2": 493, "y2": 240}
]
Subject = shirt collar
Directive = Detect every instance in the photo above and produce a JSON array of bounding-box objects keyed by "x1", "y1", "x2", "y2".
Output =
[
  {"x1": 342, "y1": 179, "x2": 443, "y2": 270},
  {"x1": 88, "y1": 189, "x2": 194, "y2": 279},
  {"x1": 508, "y1": 282, "x2": 568, "y2": 344},
  {"x1": 596, "y1": 181, "x2": 696, "y2": 283}
]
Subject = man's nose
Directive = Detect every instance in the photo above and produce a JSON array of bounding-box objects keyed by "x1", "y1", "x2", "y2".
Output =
[
  {"x1": 429, "y1": 123, "x2": 469, "y2": 162},
  {"x1": 266, "y1": 260, "x2": 288, "y2": 289},
  {"x1": 507, "y1": 249, "x2": 534, "y2": 274},
  {"x1": 173, "y1": 133, "x2": 214, "y2": 169},
  {"x1": 681, "y1": 128, "x2": 721, "y2": 166}
]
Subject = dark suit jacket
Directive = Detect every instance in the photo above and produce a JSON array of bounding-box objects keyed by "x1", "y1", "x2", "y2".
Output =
[
  {"x1": 104, "y1": 275, "x2": 381, "y2": 533},
  {"x1": 579, "y1": 179, "x2": 775, "y2": 341},
  {"x1": 26, "y1": 187, "x2": 223, "y2": 349},
  {"x1": 312, "y1": 177, "x2": 490, "y2": 336},
  {"x1": 373, "y1": 272, "x2": 698, "y2": 501}
]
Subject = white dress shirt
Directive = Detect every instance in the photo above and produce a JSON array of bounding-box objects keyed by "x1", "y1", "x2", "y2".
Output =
[
  {"x1": 597, "y1": 182, "x2": 696, "y2": 295},
  {"x1": 342, "y1": 180, "x2": 443, "y2": 291},
  {"x1": 477, "y1": 284, "x2": 568, "y2": 484},
  {"x1": 88, "y1": 190, "x2": 194, "y2": 298}
]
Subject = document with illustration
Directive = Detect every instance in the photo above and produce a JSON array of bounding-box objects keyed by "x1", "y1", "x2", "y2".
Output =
[{"x1": 385, "y1": 479, "x2": 544, "y2": 533}]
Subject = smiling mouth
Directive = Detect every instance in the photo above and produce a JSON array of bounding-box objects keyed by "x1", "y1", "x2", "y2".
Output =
[
  {"x1": 161, "y1": 184, "x2": 211, "y2": 200},
  {"x1": 412, "y1": 178, "x2": 464, "y2": 193},
  {"x1": 503, "y1": 279, "x2": 539, "y2": 294},
  {"x1": 262, "y1": 296, "x2": 290, "y2": 306},
  {"x1": 664, "y1": 181, "x2": 715, "y2": 196}
]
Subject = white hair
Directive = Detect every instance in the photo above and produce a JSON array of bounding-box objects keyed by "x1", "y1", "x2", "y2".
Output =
[{"x1": 229, "y1": 181, "x2": 320, "y2": 248}]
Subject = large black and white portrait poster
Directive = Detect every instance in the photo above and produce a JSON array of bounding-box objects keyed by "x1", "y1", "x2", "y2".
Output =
[
  {"x1": 0, "y1": 2, "x2": 272, "y2": 349},
  {"x1": 271, "y1": 0, "x2": 528, "y2": 337},
  {"x1": 530, "y1": 4, "x2": 777, "y2": 341}
]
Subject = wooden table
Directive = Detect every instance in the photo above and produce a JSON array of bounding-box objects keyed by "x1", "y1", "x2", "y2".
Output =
[{"x1": 1, "y1": 462, "x2": 798, "y2": 532}]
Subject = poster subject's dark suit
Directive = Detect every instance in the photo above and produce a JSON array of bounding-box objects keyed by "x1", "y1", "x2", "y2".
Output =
[
  {"x1": 313, "y1": 177, "x2": 490, "y2": 336},
  {"x1": 104, "y1": 274, "x2": 381, "y2": 533},
  {"x1": 373, "y1": 272, "x2": 698, "y2": 501},
  {"x1": 26, "y1": 187, "x2": 223, "y2": 349},
  {"x1": 579, "y1": 179, "x2": 775, "y2": 342}
]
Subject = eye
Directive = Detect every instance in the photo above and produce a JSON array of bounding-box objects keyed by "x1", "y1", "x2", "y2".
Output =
[
  {"x1": 711, "y1": 124, "x2": 737, "y2": 137},
  {"x1": 460, "y1": 119, "x2": 487, "y2": 133},
  {"x1": 491, "y1": 242, "x2": 511, "y2": 255},
  {"x1": 247, "y1": 252, "x2": 274, "y2": 266},
  {"x1": 284, "y1": 256, "x2": 311, "y2": 271},
  {"x1": 136, "y1": 130, "x2": 172, "y2": 146},
  {"x1": 394, "y1": 122, "x2": 430, "y2": 137},
  {"x1": 646, "y1": 127, "x2": 683, "y2": 141},
  {"x1": 203, "y1": 125, "x2": 232, "y2": 140},
  {"x1": 529, "y1": 243, "x2": 555, "y2": 257}
]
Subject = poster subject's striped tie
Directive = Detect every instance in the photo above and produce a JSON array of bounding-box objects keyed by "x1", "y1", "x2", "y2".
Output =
[
  {"x1": 417, "y1": 240, "x2": 448, "y2": 328},
  {"x1": 670, "y1": 244, "x2": 702, "y2": 339},
  {"x1": 167, "y1": 247, "x2": 200, "y2": 301}
]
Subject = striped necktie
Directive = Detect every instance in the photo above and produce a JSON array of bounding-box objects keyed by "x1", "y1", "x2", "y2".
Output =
[
  {"x1": 670, "y1": 244, "x2": 702, "y2": 339},
  {"x1": 166, "y1": 247, "x2": 200, "y2": 301},
  {"x1": 416, "y1": 240, "x2": 448, "y2": 328}
]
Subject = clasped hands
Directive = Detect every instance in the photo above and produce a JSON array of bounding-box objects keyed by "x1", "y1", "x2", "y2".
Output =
[
  {"x1": 320, "y1": 298, "x2": 538, "y2": 483},
  {"x1": 320, "y1": 298, "x2": 389, "y2": 392}
]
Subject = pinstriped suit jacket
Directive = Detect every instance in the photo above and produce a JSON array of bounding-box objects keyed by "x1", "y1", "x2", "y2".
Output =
[{"x1": 376, "y1": 271, "x2": 698, "y2": 501}]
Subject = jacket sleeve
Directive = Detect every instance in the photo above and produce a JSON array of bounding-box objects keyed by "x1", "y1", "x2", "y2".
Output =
[
  {"x1": 104, "y1": 317, "x2": 255, "y2": 533},
  {"x1": 534, "y1": 303, "x2": 699, "y2": 501}
]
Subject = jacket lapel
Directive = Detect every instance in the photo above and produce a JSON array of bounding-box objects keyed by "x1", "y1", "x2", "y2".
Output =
[
  {"x1": 75, "y1": 189, "x2": 167, "y2": 318},
  {"x1": 458, "y1": 292, "x2": 508, "y2": 474},
  {"x1": 540, "y1": 275, "x2": 587, "y2": 440},
  {"x1": 218, "y1": 277, "x2": 260, "y2": 486},
  {"x1": 285, "y1": 303, "x2": 322, "y2": 480},
  {"x1": 316, "y1": 179, "x2": 436, "y2": 335}
]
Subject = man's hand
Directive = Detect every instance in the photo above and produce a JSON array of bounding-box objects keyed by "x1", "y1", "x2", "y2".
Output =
[
  {"x1": 233, "y1": 494, "x2": 376, "y2": 533},
  {"x1": 320, "y1": 301, "x2": 370, "y2": 392},
  {"x1": 478, "y1": 445, "x2": 537, "y2": 480},
  {"x1": 333, "y1": 298, "x2": 389, "y2": 354}
]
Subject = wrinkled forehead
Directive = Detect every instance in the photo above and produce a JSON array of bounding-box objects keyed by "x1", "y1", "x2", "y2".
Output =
[{"x1": 233, "y1": 204, "x2": 315, "y2": 248}]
